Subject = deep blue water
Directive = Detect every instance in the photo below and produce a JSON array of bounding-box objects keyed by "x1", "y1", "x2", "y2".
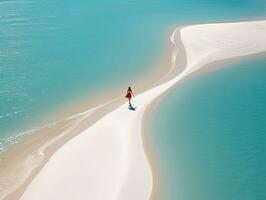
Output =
[{"x1": 150, "y1": 57, "x2": 266, "y2": 200}]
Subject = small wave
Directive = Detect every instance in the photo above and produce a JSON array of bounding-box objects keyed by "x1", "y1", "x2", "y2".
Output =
[
  {"x1": 0, "y1": 103, "x2": 105, "y2": 154},
  {"x1": 0, "y1": 110, "x2": 23, "y2": 119},
  {"x1": 0, "y1": 120, "x2": 57, "y2": 154}
]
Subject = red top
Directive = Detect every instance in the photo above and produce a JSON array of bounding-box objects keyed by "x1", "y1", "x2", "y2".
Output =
[{"x1": 125, "y1": 91, "x2": 133, "y2": 98}]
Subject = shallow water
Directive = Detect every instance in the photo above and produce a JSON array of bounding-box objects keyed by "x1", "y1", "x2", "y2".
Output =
[
  {"x1": 0, "y1": 0, "x2": 265, "y2": 149},
  {"x1": 150, "y1": 57, "x2": 266, "y2": 200}
]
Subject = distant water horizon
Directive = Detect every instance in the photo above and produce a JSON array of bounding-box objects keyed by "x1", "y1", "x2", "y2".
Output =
[
  {"x1": 150, "y1": 56, "x2": 266, "y2": 200},
  {"x1": 0, "y1": 0, "x2": 266, "y2": 151}
]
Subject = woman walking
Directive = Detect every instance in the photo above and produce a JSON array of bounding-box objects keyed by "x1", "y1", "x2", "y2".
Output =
[{"x1": 125, "y1": 87, "x2": 134, "y2": 106}]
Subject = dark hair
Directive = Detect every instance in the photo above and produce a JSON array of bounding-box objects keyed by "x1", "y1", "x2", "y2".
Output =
[{"x1": 128, "y1": 86, "x2": 132, "y2": 91}]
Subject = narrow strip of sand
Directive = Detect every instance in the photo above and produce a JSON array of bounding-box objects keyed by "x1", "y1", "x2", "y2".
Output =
[{"x1": 6, "y1": 20, "x2": 266, "y2": 200}]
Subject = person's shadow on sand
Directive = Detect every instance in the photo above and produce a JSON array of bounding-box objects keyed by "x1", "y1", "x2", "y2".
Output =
[{"x1": 128, "y1": 104, "x2": 137, "y2": 111}]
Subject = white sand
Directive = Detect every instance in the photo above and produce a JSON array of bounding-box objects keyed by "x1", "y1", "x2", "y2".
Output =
[{"x1": 20, "y1": 20, "x2": 266, "y2": 200}]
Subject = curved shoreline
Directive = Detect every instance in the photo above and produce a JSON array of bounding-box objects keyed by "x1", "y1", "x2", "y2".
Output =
[{"x1": 3, "y1": 19, "x2": 266, "y2": 200}]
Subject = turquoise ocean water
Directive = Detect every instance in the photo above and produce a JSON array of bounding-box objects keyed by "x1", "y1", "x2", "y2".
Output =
[{"x1": 150, "y1": 57, "x2": 266, "y2": 199}]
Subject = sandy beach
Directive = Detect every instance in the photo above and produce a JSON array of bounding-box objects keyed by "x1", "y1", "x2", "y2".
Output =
[{"x1": 2, "y1": 20, "x2": 266, "y2": 200}]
